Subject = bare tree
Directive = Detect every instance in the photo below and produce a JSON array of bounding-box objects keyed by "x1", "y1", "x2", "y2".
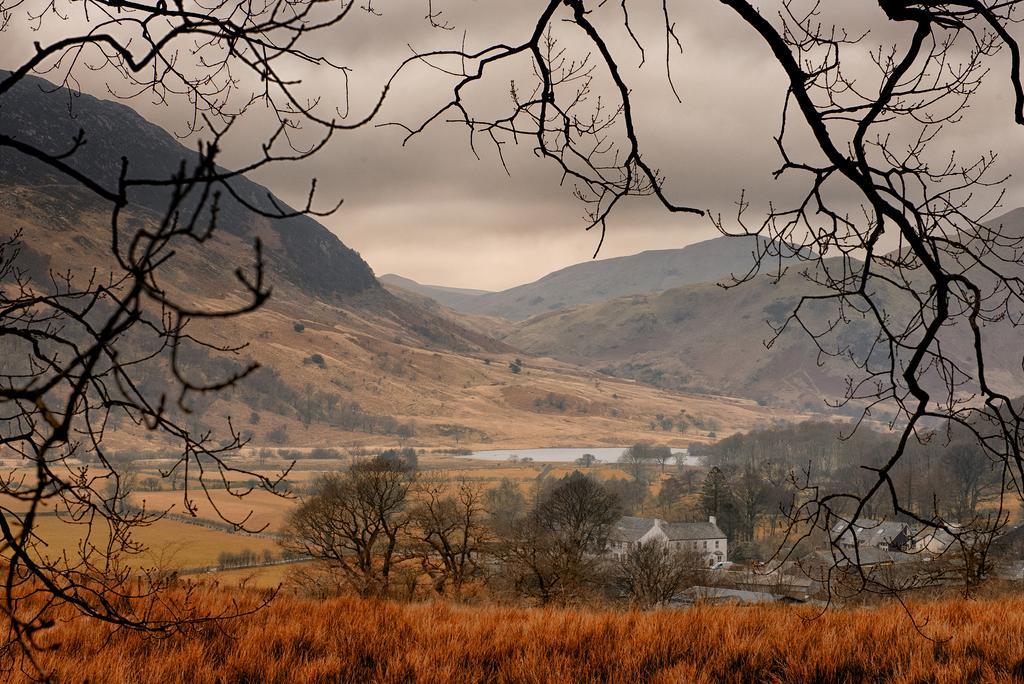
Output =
[
  {"x1": 495, "y1": 472, "x2": 621, "y2": 604},
  {"x1": 0, "y1": 0, "x2": 496, "y2": 669},
  {"x1": 281, "y1": 458, "x2": 413, "y2": 596},
  {"x1": 615, "y1": 541, "x2": 706, "y2": 608},
  {"x1": 408, "y1": 475, "x2": 490, "y2": 597},
  {"x1": 395, "y1": 0, "x2": 1024, "y2": 603},
  {"x1": 943, "y1": 440, "x2": 999, "y2": 521},
  {"x1": 484, "y1": 478, "x2": 528, "y2": 539}
]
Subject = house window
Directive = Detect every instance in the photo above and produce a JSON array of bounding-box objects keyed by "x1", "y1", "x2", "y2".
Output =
[
  {"x1": 703, "y1": 540, "x2": 708, "y2": 548},
  {"x1": 715, "y1": 540, "x2": 720, "y2": 548}
]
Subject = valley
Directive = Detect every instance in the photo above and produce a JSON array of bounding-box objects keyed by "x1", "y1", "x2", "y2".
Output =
[
  {"x1": 0, "y1": 74, "x2": 801, "y2": 457},
  {"x1": 5, "y1": 23, "x2": 1024, "y2": 681}
]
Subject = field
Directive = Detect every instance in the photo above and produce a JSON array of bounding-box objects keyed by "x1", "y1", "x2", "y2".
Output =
[
  {"x1": 16, "y1": 588, "x2": 1024, "y2": 683},
  {"x1": 131, "y1": 489, "x2": 299, "y2": 533},
  {"x1": 5, "y1": 453, "x2": 676, "y2": 581},
  {"x1": 24, "y1": 515, "x2": 281, "y2": 570}
]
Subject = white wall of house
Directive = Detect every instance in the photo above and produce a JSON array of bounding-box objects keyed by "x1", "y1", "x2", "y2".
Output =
[{"x1": 608, "y1": 518, "x2": 727, "y2": 566}]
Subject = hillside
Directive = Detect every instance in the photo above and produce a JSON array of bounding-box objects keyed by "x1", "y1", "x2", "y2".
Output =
[
  {"x1": 433, "y1": 235, "x2": 808, "y2": 321},
  {"x1": 0, "y1": 72, "x2": 377, "y2": 298},
  {"x1": 504, "y1": 266, "x2": 855, "y2": 410},
  {"x1": 0, "y1": 75, "x2": 791, "y2": 450},
  {"x1": 379, "y1": 273, "x2": 493, "y2": 311},
  {"x1": 504, "y1": 247, "x2": 1024, "y2": 410}
]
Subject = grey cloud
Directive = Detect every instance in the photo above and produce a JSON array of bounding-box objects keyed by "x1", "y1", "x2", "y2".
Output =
[{"x1": 3, "y1": 1, "x2": 1024, "y2": 289}]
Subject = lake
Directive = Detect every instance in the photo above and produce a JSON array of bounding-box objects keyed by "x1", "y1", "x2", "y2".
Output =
[{"x1": 461, "y1": 447, "x2": 700, "y2": 466}]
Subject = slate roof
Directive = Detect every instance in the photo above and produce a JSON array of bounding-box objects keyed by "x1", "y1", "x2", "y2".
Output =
[
  {"x1": 663, "y1": 521, "x2": 727, "y2": 541},
  {"x1": 831, "y1": 519, "x2": 910, "y2": 549},
  {"x1": 680, "y1": 587, "x2": 788, "y2": 604},
  {"x1": 610, "y1": 516, "x2": 655, "y2": 542},
  {"x1": 804, "y1": 547, "x2": 922, "y2": 569},
  {"x1": 838, "y1": 547, "x2": 921, "y2": 567},
  {"x1": 610, "y1": 517, "x2": 726, "y2": 543},
  {"x1": 918, "y1": 528, "x2": 956, "y2": 551}
]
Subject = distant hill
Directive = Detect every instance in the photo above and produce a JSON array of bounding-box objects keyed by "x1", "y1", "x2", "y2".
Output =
[
  {"x1": 503, "y1": 263, "x2": 859, "y2": 409},
  {"x1": 504, "y1": 220, "x2": 1024, "y2": 409},
  {"x1": 0, "y1": 73, "x2": 788, "y2": 449},
  {"x1": 379, "y1": 274, "x2": 492, "y2": 311},
  {"x1": 443, "y1": 235, "x2": 809, "y2": 321}
]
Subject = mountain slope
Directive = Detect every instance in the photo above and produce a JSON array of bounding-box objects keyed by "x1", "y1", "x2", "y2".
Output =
[
  {"x1": 379, "y1": 274, "x2": 492, "y2": 311},
  {"x1": 0, "y1": 72, "x2": 378, "y2": 298},
  {"x1": 505, "y1": 238, "x2": 1024, "y2": 410},
  {"x1": 447, "y1": 235, "x2": 808, "y2": 321},
  {"x1": 504, "y1": 267, "x2": 856, "y2": 409},
  {"x1": 0, "y1": 74, "x2": 791, "y2": 449}
]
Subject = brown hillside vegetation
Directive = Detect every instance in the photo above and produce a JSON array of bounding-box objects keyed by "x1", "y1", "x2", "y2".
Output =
[
  {"x1": 19, "y1": 588, "x2": 1024, "y2": 683},
  {"x1": 3, "y1": 185, "x2": 794, "y2": 452},
  {"x1": 504, "y1": 255, "x2": 1024, "y2": 412}
]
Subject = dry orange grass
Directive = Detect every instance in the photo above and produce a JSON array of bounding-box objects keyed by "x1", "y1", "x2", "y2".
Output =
[{"x1": 18, "y1": 588, "x2": 1024, "y2": 683}]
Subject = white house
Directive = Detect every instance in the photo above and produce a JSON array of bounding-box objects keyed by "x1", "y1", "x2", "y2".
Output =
[
  {"x1": 608, "y1": 516, "x2": 727, "y2": 566},
  {"x1": 909, "y1": 527, "x2": 958, "y2": 555}
]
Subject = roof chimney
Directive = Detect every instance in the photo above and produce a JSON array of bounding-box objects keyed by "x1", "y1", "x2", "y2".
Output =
[{"x1": 709, "y1": 516, "x2": 717, "y2": 526}]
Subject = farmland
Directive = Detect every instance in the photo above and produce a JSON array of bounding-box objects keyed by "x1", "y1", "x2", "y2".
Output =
[{"x1": 3, "y1": 449, "x2": 680, "y2": 579}]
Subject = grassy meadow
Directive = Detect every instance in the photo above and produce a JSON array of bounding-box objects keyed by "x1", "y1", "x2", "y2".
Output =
[
  {"x1": 24, "y1": 514, "x2": 281, "y2": 570},
  {"x1": 14, "y1": 587, "x2": 1024, "y2": 683}
]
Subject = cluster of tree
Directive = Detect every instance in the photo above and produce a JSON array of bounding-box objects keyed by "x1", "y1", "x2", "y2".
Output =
[
  {"x1": 262, "y1": 447, "x2": 418, "y2": 468},
  {"x1": 282, "y1": 460, "x2": 706, "y2": 606},
  {"x1": 306, "y1": 448, "x2": 344, "y2": 460},
  {"x1": 532, "y1": 392, "x2": 587, "y2": 414},
  {"x1": 216, "y1": 548, "x2": 277, "y2": 570},
  {"x1": 379, "y1": 447, "x2": 419, "y2": 470},
  {"x1": 619, "y1": 443, "x2": 676, "y2": 476},
  {"x1": 222, "y1": 366, "x2": 419, "y2": 438},
  {"x1": 616, "y1": 444, "x2": 679, "y2": 513},
  {"x1": 303, "y1": 354, "x2": 326, "y2": 368},
  {"x1": 649, "y1": 413, "x2": 689, "y2": 433},
  {"x1": 699, "y1": 421, "x2": 1002, "y2": 535},
  {"x1": 293, "y1": 385, "x2": 417, "y2": 436},
  {"x1": 696, "y1": 465, "x2": 791, "y2": 546}
]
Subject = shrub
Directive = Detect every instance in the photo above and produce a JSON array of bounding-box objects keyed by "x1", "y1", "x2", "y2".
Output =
[
  {"x1": 304, "y1": 353, "x2": 326, "y2": 368},
  {"x1": 268, "y1": 424, "x2": 289, "y2": 444},
  {"x1": 308, "y1": 448, "x2": 343, "y2": 460}
]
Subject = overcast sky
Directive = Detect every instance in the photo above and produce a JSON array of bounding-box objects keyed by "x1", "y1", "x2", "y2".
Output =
[{"x1": 3, "y1": 1, "x2": 1024, "y2": 290}]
